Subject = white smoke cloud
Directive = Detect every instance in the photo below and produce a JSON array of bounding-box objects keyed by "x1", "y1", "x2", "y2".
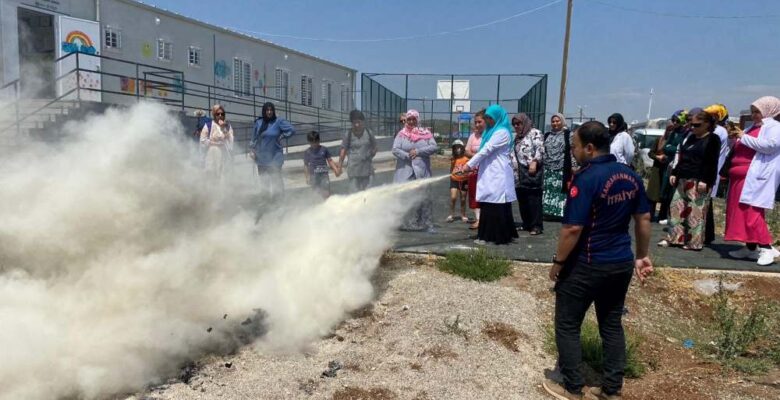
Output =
[{"x1": 0, "y1": 102, "x2": 430, "y2": 399}]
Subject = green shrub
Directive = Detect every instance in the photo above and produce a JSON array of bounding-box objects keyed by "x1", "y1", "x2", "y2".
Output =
[
  {"x1": 437, "y1": 249, "x2": 511, "y2": 282},
  {"x1": 544, "y1": 319, "x2": 646, "y2": 379},
  {"x1": 730, "y1": 358, "x2": 773, "y2": 375},
  {"x1": 712, "y1": 278, "x2": 772, "y2": 362}
]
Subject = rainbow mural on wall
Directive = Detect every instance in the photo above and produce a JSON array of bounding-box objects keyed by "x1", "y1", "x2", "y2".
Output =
[{"x1": 61, "y1": 30, "x2": 97, "y2": 55}]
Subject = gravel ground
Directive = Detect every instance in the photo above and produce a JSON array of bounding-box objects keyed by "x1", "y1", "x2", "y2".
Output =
[{"x1": 134, "y1": 254, "x2": 555, "y2": 400}]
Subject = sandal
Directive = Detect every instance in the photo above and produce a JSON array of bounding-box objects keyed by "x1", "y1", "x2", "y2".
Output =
[
  {"x1": 445, "y1": 215, "x2": 454, "y2": 223},
  {"x1": 657, "y1": 239, "x2": 671, "y2": 248},
  {"x1": 530, "y1": 229, "x2": 543, "y2": 236},
  {"x1": 469, "y1": 222, "x2": 479, "y2": 230},
  {"x1": 460, "y1": 216, "x2": 469, "y2": 222}
]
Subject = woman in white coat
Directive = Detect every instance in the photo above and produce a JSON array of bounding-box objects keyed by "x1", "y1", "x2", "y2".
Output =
[
  {"x1": 725, "y1": 96, "x2": 780, "y2": 266},
  {"x1": 457, "y1": 104, "x2": 518, "y2": 245},
  {"x1": 607, "y1": 113, "x2": 635, "y2": 166}
]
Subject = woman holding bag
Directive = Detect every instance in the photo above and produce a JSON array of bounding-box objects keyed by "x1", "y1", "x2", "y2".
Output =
[{"x1": 511, "y1": 112, "x2": 545, "y2": 235}]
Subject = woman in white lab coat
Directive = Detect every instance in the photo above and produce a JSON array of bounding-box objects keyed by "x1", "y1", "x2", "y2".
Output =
[
  {"x1": 457, "y1": 104, "x2": 518, "y2": 245},
  {"x1": 725, "y1": 96, "x2": 780, "y2": 266}
]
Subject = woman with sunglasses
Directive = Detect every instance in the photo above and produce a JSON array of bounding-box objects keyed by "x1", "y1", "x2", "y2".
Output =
[
  {"x1": 659, "y1": 111, "x2": 721, "y2": 250},
  {"x1": 200, "y1": 104, "x2": 234, "y2": 182},
  {"x1": 724, "y1": 96, "x2": 780, "y2": 266},
  {"x1": 249, "y1": 102, "x2": 295, "y2": 198},
  {"x1": 393, "y1": 109, "x2": 439, "y2": 232}
]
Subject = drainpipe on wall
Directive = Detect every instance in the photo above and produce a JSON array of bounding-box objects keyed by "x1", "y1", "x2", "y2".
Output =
[{"x1": 96, "y1": 0, "x2": 100, "y2": 22}]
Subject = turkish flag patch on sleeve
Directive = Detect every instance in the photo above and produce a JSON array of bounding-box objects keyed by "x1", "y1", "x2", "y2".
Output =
[{"x1": 569, "y1": 186, "x2": 579, "y2": 198}]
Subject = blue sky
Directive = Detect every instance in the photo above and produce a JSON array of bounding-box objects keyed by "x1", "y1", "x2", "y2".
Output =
[{"x1": 144, "y1": 0, "x2": 780, "y2": 123}]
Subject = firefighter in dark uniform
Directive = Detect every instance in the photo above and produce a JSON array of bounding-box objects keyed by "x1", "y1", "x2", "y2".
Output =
[{"x1": 543, "y1": 121, "x2": 653, "y2": 400}]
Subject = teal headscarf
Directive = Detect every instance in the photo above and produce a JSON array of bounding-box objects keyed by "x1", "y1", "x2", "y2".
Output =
[{"x1": 479, "y1": 104, "x2": 514, "y2": 154}]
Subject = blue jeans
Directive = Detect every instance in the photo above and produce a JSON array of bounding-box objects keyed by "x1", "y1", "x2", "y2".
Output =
[{"x1": 554, "y1": 261, "x2": 634, "y2": 395}]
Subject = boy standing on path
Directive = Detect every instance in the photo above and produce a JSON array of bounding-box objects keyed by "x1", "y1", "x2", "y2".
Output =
[
  {"x1": 543, "y1": 121, "x2": 653, "y2": 400},
  {"x1": 304, "y1": 131, "x2": 341, "y2": 199}
]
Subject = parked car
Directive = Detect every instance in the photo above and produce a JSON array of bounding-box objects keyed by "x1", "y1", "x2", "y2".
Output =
[{"x1": 632, "y1": 128, "x2": 665, "y2": 169}]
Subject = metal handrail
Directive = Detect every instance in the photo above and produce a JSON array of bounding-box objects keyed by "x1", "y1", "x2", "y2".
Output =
[
  {"x1": 0, "y1": 78, "x2": 20, "y2": 90},
  {"x1": 3, "y1": 51, "x2": 354, "y2": 141},
  {"x1": 3, "y1": 87, "x2": 78, "y2": 130}
]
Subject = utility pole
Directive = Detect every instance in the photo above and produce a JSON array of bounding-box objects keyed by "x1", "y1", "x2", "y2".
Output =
[
  {"x1": 646, "y1": 88, "x2": 655, "y2": 121},
  {"x1": 577, "y1": 105, "x2": 586, "y2": 122},
  {"x1": 558, "y1": 0, "x2": 573, "y2": 114}
]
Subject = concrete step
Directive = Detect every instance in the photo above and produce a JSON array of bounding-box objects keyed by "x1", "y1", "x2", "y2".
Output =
[{"x1": 0, "y1": 119, "x2": 43, "y2": 130}]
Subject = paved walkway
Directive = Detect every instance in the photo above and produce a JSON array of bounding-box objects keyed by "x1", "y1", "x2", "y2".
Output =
[{"x1": 241, "y1": 160, "x2": 779, "y2": 274}]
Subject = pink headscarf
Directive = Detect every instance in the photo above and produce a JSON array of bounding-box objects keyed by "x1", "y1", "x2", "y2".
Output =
[
  {"x1": 752, "y1": 96, "x2": 780, "y2": 119},
  {"x1": 398, "y1": 109, "x2": 433, "y2": 142}
]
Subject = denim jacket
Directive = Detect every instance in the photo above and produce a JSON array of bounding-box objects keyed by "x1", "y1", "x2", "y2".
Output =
[{"x1": 250, "y1": 118, "x2": 295, "y2": 168}]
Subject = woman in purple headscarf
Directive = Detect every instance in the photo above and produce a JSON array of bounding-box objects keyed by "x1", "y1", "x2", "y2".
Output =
[{"x1": 393, "y1": 109, "x2": 439, "y2": 232}]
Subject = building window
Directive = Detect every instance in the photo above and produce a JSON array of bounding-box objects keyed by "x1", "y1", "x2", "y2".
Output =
[
  {"x1": 233, "y1": 58, "x2": 251, "y2": 96},
  {"x1": 300, "y1": 75, "x2": 313, "y2": 106},
  {"x1": 275, "y1": 68, "x2": 289, "y2": 101},
  {"x1": 157, "y1": 39, "x2": 172, "y2": 61},
  {"x1": 340, "y1": 84, "x2": 349, "y2": 112},
  {"x1": 104, "y1": 26, "x2": 121, "y2": 50},
  {"x1": 188, "y1": 46, "x2": 201, "y2": 67},
  {"x1": 321, "y1": 80, "x2": 333, "y2": 110}
]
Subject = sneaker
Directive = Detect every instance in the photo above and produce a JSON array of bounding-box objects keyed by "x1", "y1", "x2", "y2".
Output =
[
  {"x1": 757, "y1": 248, "x2": 776, "y2": 266},
  {"x1": 658, "y1": 219, "x2": 668, "y2": 225},
  {"x1": 585, "y1": 387, "x2": 622, "y2": 400},
  {"x1": 543, "y1": 366, "x2": 565, "y2": 384},
  {"x1": 473, "y1": 239, "x2": 487, "y2": 245},
  {"x1": 729, "y1": 247, "x2": 759, "y2": 260},
  {"x1": 542, "y1": 379, "x2": 583, "y2": 400}
]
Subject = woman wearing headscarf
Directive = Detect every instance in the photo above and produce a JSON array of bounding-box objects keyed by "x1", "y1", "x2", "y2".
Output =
[
  {"x1": 607, "y1": 113, "x2": 635, "y2": 166},
  {"x1": 542, "y1": 113, "x2": 577, "y2": 218},
  {"x1": 652, "y1": 110, "x2": 689, "y2": 224},
  {"x1": 457, "y1": 105, "x2": 518, "y2": 245},
  {"x1": 393, "y1": 109, "x2": 439, "y2": 232},
  {"x1": 659, "y1": 111, "x2": 722, "y2": 250},
  {"x1": 725, "y1": 96, "x2": 780, "y2": 266},
  {"x1": 511, "y1": 112, "x2": 545, "y2": 235},
  {"x1": 703, "y1": 103, "x2": 732, "y2": 244},
  {"x1": 465, "y1": 109, "x2": 486, "y2": 229},
  {"x1": 249, "y1": 102, "x2": 295, "y2": 198},
  {"x1": 200, "y1": 104, "x2": 234, "y2": 182}
]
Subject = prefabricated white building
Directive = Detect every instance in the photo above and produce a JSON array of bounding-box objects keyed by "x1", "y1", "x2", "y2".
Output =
[{"x1": 1, "y1": 0, "x2": 357, "y2": 125}]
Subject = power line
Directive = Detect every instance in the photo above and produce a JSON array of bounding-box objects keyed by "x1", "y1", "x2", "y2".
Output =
[
  {"x1": 588, "y1": 0, "x2": 780, "y2": 19},
  {"x1": 229, "y1": 0, "x2": 563, "y2": 43}
]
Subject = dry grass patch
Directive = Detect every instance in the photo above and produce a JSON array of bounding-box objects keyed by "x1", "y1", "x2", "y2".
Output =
[
  {"x1": 482, "y1": 321, "x2": 526, "y2": 352},
  {"x1": 419, "y1": 344, "x2": 458, "y2": 360},
  {"x1": 332, "y1": 387, "x2": 397, "y2": 400}
]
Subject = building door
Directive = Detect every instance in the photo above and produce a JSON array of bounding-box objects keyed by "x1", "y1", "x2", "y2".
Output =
[
  {"x1": 56, "y1": 16, "x2": 101, "y2": 102},
  {"x1": 17, "y1": 7, "x2": 55, "y2": 98}
]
